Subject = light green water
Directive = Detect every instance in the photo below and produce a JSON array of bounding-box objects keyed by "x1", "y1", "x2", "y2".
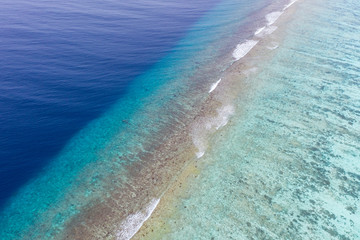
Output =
[{"x1": 159, "y1": 0, "x2": 360, "y2": 239}]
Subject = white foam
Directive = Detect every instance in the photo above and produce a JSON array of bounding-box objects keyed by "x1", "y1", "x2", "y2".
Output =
[
  {"x1": 200, "y1": 105, "x2": 234, "y2": 132},
  {"x1": 232, "y1": 40, "x2": 259, "y2": 61},
  {"x1": 209, "y1": 78, "x2": 222, "y2": 93},
  {"x1": 196, "y1": 151, "x2": 205, "y2": 158},
  {"x1": 283, "y1": 0, "x2": 298, "y2": 10},
  {"x1": 116, "y1": 198, "x2": 160, "y2": 240},
  {"x1": 192, "y1": 129, "x2": 207, "y2": 159},
  {"x1": 243, "y1": 67, "x2": 258, "y2": 76},
  {"x1": 267, "y1": 42, "x2": 279, "y2": 50},
  {"x1": 263, "y1": 26, "x2": 278, "y2": 35},
  {"x1": 254, "y1": 26, "x2": 266, "y2": 36},
  {"x1": 266, "y1": 11, "x2": 283, "y2": 26},
  {"x1": 256, "y1": 26, "x2": 278, "y2": 37},
  {"x1": 191, "y1": 105, "x2": 235, "y2": 159},
  {"x1": 215, "y1": 105, "x2": 235, "y2": 130},
  {"x1": 267, "y1": 45, "x2": 278, "y2": 50}
]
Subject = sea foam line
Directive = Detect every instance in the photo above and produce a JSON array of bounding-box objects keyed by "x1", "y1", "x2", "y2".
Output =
[
  {"x1": 116, "y1": 198, "x2": 160, "y2": 240},
  {"x1": 266, "y1": 11, "x2": 283, "y2": 26},
  {"x1": 214, "y1": 105, "x2": 234, "y2": 130},
  {"x1": 209, "y1": 78, "x2": 222, "y2": 93},
  {"x1": 256, "y1": 1, "x2": 294, "y2": 37},
  {"x1": 266, "y1": 0, "x2": 297, "y2": 26},
  {"x1": 232, "y1": 40, "x2": 259, "y2": 61},
  {"x1": 255, "y1": 25, "x2": 278, "y2": 37},
  {"x1": 196, "y1": 151, "x2": 205, "y2": 159},
  {"x1": 254, "y1": 26, "x2": 266, "y2": 35},
  {"x1": 192, "y1": 105, "x2": 234, "y2": 159},
  {"x1": 283, "y1": 0, "x2": 298, "y2": 10},
  {"x1": 267, "y1": 42, "x2": 279, "y2": 50}
]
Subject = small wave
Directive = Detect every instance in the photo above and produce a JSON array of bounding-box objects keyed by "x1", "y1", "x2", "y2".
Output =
[
  {"x1": 191, "y1": 105, "x2": 234, "y2": 159},
  {"x1": 191, "y1": 120, "x2": 208, "y2": 159},
  {"x1": 263, "y1": 26, "x2": 278, "y2": 35},
  {"x1": 255, "y1": 26, "x2": 266, "y2": 36},
  {"x1": 267, "y1": 42, "x2": 279, "y2": 50},
  {"x1": 243, "y1": 67, "x2": 258, "y2": 76},
  {"x1": 116, "y1": 198, "x2": 160, "y2": 240},
  {"x1": 256, "y1": 26, "x2": 278, "y2": 37},
  {"x1": 196, "y1": 151, "x2": 205, "y2": 158},
  {"x1": 266, "y1": 11, "x2": 283, "y2": 26},
  {"x1": 215, "y1": 105, "x2": 235, "y2": 130},
  {"x1": 209, "y1": 78, "x2": 222, "y2": 93},
  {"x1": 232, "y1": 40, "x2": 259, "y2": 61},
  {"x1": 193, "y1": 133, "x2": 207, "y2": 159},
  {"x1": 284, "y1": 0, "x2": 298, "y2": 10}
]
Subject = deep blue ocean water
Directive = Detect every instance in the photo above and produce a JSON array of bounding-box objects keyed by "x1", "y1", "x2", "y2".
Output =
[{"x1": 0, "y1": 0, "x2": 220, "y2": 209}]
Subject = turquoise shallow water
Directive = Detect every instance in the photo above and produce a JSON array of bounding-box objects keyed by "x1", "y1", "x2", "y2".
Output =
[{"x1": 160, "y1": 0, "x2": 360, "y2": 239}]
